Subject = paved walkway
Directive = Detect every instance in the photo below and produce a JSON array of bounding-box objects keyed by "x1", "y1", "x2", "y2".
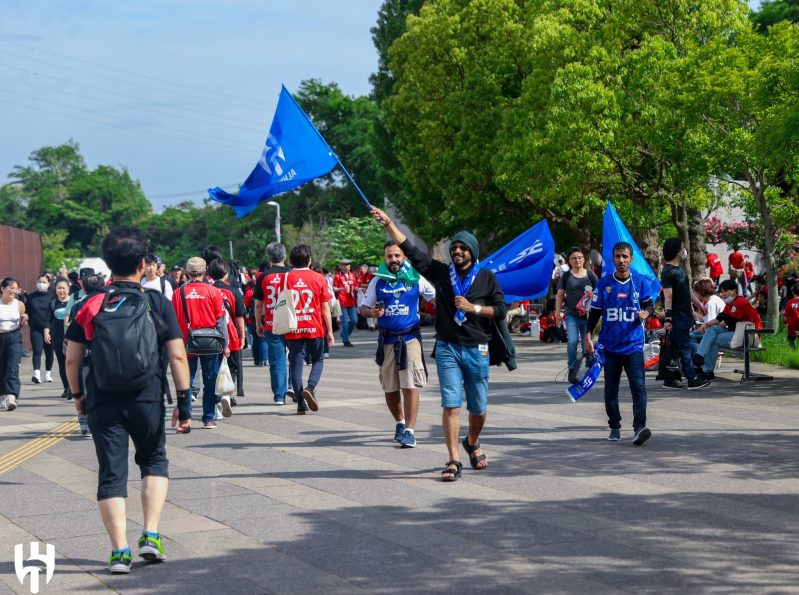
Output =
[{"x1": 1, "y1": 330, "x2": 798, "y2": 593}]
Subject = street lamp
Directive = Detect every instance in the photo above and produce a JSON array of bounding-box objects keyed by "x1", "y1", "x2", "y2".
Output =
[{"x1": 266, "y1": 201, "x2": 281, "y2": 244}]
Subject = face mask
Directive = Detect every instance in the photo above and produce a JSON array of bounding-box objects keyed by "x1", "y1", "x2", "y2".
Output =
[
  {"x1": 723, "y1": 295, "x2": 735, "y2": 304},
  {"x1": 37, "y1": 283, "x2": 49, "y2": 292}
]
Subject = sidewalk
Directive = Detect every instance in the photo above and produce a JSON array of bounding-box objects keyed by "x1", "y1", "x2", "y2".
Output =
[{"x1": 1, "y1": 331, "x2": 798, "y2": 593}]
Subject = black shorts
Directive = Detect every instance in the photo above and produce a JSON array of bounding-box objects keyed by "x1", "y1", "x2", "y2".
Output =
[{"x1": 88, "y1": 399, "x2": 168, "y2": 500}]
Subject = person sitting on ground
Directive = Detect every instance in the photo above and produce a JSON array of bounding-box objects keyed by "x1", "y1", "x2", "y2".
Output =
[{"x1": 694, "y1": 279, "x2": 763, "y2": 380}]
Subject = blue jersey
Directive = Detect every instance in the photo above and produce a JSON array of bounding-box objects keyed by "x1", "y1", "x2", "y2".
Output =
[{"x1": 590, "y1": 272, "x2": 647, "y2": 355}]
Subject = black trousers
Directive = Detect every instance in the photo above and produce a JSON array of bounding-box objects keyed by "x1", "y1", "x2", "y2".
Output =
[
  {"x1": 0, "y1": 330, "x2": 23, "y2": 396},
  {"x1": 29, "y1": 327, "x2": 54, "y2": 372}
]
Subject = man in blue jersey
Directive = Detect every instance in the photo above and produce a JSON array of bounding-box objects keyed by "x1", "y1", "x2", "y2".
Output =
[
  {"x1": 360, "y1": 241, "x2": 436, "y2": 448},
  {"x1": 584, "y1": 242, "x2": 655, "y2": 445}
]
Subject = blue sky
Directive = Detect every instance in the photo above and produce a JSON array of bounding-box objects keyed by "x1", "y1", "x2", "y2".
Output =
[
  {"x1": 0, "y1": 1, "x2": 763, "y2": 210},
  {"x1": 0, "y1": 0, "x2": 384, "y2": 209}
]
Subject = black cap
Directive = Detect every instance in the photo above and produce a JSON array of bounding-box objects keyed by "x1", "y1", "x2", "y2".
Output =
[
  {"x1": 79, "y1": 267, "x2": 95, "y2": 280},
  {"x1": 171, "y1": 264, "x2": 182, "y2": 272}
]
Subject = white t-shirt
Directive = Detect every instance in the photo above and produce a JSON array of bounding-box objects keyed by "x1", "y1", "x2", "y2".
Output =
[
  {"x1": 141, "y1": 276, "x2": 174, "y2": 299},
  {"x1": 704, "y1": 294, "x2": 725, "y2": 323}
]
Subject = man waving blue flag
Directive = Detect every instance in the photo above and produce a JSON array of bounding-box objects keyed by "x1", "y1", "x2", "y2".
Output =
[{"x1": 209, "y1": 85, "x2": 338, "y2": 218}]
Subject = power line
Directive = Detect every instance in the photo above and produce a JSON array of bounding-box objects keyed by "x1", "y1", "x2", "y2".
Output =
[
  {"x1": 0, "y1": 39, "x2": 275, "y2": 113},
  {"x1": 0, "y1": 62, "x2": 268, "y2": 131}
]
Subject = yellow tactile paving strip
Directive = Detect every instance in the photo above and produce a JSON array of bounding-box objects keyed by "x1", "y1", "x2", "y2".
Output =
[{"x1": 0, "y1": 419, "x2": 79, "y2": 476}]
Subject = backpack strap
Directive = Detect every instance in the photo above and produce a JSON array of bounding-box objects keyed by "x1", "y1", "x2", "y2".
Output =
[
  {"x1": 179, "y1": 286, "x2": 192, "y2": 329},
  {"x1": 160, "y1": 276, "x2": 166, "y2": 294}
]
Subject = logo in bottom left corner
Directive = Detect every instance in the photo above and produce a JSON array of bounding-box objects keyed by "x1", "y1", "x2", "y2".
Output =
[{"x1": 15, "y1": 542, "x2": 55, "y2": 594}]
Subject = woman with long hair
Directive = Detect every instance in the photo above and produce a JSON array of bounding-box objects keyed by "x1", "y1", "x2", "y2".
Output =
[
  {"x1": 0, "y1": 277, "x2": 28, "y2": 410},
  {"x1": 44, "y1": 277, "x2": 72, "y2": 398}
]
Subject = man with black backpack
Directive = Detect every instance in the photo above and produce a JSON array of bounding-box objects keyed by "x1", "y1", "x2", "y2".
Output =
[{"x1": 65, "y1": 226, "x2": 191, "y2": 574}]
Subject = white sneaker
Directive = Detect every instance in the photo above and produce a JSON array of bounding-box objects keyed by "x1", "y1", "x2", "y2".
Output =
[
  {"x1": 45, "y1": 371, "x2": 53, "y2": 382},
  {"x1": 0, "y1": 395, "x2": 7, "y2": 411},
  {"x1": 6, "y1": 395, "x2": 17, "y2": 411},
  {"x1": 215, "y1": 403, "x2": 224, "y2": 420},
  {"x1": 219, "y1": 395, "x2": 233, "y2": 418},
  {"x1": 32, "y1": 370, "x2": 41, "y2": 384}
]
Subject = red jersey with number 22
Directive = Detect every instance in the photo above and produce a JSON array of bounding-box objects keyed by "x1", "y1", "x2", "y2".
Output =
[{"x1": 284, "y1": 268, "x2": 331, "y2": 340}]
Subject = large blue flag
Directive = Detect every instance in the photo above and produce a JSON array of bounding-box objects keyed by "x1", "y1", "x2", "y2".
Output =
[
  {"x1": 483, "y1": 219, "x2": 555, "y2": 301},
  {"x1": 209, "y1": 85, "x2": 338, "y2": 218},
  {"x1": 602, "y1": 202, "x2": 661, "y2": 300}
]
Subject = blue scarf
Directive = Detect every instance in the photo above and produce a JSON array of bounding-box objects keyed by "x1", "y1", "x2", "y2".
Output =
[
  {"x1": 450, "y1": 262, "x2": 480, "y2": 326},
  {"x1": 567, "y1": 344, "x2": 605, "y2": 402}
]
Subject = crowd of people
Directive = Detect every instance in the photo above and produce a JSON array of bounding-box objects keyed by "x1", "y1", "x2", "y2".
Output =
[{"x1": 0, "y1": 216, "x2": 797, "y2": 575}]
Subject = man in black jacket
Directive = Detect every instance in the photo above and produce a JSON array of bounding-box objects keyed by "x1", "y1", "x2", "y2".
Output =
[{"x1": 371, "y1": 207, "x2": 506, "y2": 482}]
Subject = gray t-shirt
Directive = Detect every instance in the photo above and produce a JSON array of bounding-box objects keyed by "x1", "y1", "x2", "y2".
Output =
[{"x1": 557, "y1": 270, "x2": 598, "y2": 317}]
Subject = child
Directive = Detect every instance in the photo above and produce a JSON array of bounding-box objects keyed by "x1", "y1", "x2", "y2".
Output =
[{"x1": 784, "y1": 282, "x2": 799, "y2": 350}]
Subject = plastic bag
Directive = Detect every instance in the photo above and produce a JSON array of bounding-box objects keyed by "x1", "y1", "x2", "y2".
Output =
[{"x1": 216, "y1": 358, "x2": 235, "y2": 397}]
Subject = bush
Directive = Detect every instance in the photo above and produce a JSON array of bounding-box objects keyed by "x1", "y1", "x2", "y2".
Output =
[{"x1": 750, "y1": 327, "x2": 799, "y2": 370}]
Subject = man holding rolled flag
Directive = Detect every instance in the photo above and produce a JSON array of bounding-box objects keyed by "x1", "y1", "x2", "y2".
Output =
[{"x1": 584, "y1": 241, "x2": 655, "y2": 446}]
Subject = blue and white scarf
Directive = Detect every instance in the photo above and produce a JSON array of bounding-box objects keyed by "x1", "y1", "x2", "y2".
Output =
[
  {"x1": 567, "y1": 344, "x2": 605, "y2": 402},
  {"x1": 450, "y1": 262, "x2": 480, "y2": 326}
]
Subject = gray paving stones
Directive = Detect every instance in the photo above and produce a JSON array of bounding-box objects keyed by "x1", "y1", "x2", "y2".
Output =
[{"x1": 1, "y1": 330, "x2": 798, "y2": 592}]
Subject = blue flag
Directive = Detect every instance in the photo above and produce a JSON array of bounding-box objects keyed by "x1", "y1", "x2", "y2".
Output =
[
  {"x1": 602, "y1": 203, "x2": 661, "y2": 301},
  {"x1": 483, "y1": 219, "x2": 555, "y2": 301},
  {"x1": 567, "y1": 346, "x2": 605, "y2": 402},
  {"x1": 209, "y1": 85, "x2": 338, "y2": 218}
]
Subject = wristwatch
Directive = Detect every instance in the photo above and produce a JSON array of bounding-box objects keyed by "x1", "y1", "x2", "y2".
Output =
[
  {"x1": 70, "y1": 391, "x2": 84, "y2": 400},
  {"x1": 473, "y1": 304, "x2": 482, "y2": 315}
]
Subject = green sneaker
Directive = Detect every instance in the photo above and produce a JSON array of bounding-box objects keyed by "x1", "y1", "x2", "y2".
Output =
[
  {"x1": 109, "y1": 549, "x2": 132, "y2": 573},
  {"x1": 138, "y1": 533, "x2": 166, "y2": 562}
]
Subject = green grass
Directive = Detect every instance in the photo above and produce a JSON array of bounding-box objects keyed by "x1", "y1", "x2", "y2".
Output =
[{"x1": 750, "y1": 327, "x2": 799, "y2": 370}]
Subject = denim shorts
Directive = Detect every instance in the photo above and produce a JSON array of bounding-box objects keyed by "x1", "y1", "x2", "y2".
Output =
[{"x1": 435, "y1": 340, "x2": 489, "y2": 415}]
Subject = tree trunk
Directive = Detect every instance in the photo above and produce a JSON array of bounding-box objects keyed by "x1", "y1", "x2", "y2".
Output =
[
  {"x1": 671, "y1": 201, "x2": 691, "y2": 276},
  {"x1": 687, "y1": 206, "x2": 706, "y2": 285},
  {"x1": 748, "y1": 172, "x2": 780, "y2": 330}
]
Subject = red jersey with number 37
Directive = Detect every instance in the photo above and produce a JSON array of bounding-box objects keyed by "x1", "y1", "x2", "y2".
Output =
[{"x1": 284, "y1": 268, "x2": 331, "y2": 340}]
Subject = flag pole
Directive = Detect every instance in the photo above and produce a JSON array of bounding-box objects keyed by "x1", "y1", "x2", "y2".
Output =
[
  {"x1": 331, "y1": 153, "x2": 372, "y2": 210},
  {"x1": 282, "y1": 85, "x2": 373, "y2": 210}
]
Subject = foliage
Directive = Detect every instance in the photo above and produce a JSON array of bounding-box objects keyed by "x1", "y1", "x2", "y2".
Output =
[
  {"x1": 0, "y1": 185, "x2": 27, "y2": 228},
  {"x1": 41, "y1": 229, "x2": 82, "y2": 272},
  {"x1": 751, "y1": 0, "x2": 799, "y2": 32},
  {"x1": 321, "y1": 217, "x2": 387, "y2": 270},
  {"x1": 705, "y1": 214, "x2": 799, "y2": 265}
]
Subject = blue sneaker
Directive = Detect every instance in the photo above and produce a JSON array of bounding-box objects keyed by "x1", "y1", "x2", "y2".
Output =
[
  {"x1": 393, "y1": 422, "x2": 406, "y2": 442},
  {"x1": 399, "y1": 430, "x2": 416, "y2": 448},
  {"x1": 608, "y1": 428, "x2": 621, "y2": 441}
]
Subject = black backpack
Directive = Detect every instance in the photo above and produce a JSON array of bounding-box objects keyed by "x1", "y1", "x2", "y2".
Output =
[{"x1": 90, "y1": 286, "x2": 160, "y2": 392}]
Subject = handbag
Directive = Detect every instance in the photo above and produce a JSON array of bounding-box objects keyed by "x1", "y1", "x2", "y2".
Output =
[
  {"x1": 656, "y1": 330, "x2": 681, "y2": 381},
  {"x1": 730, "y1": 321, "x2": 758, "y2": 349},
  {"x1": 329, "y1": 296, "x2": 342, "y2": 318},
  {"x1": 215, "y1": 358, "x2": 236, "y2": 397},
  {"x1": 179, "y1": 287, "x2": 225, "y2": 356},
  {"x1": 272, "y1": 272, "x2": 298, "y2": 336}
]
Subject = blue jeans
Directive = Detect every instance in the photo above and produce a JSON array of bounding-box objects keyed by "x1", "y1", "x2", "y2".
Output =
[
  {"x1": 603, "y1": 350, "x2": 647, "y2": 432},
  {"x1": 670, "y1": 312, "x2": 696, "y2": 381},
  {"x1": 696, "y1": 325, "x2": 733, "y2": 373},
  {"x1": 340, "y1": 306, "x2": 357, "y2": 342},
  {"x1": 435, "y1": 340, "x2": 489, "y2": 415},
  {"x1": 565, "y1": 315, "x2": 588, "y2": 369},
  {"x1": 264, "y1": 331, "x2": 287, "y2": 402},
  {"x1": 287, "y1": 338, "x2": 325, "y2": 407},
  {"x1": 188, "y1": 355, "x2": 220, "y2": 424},
  {"x1": 248, "y1": 322, "x2": 267, "y2": 364}
]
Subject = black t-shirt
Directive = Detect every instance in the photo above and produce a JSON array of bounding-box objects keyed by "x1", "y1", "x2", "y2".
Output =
[
  {"x1": 660, "y1": 264, "x2": 692, "y2": 315},
  {"x1": 65, "y1": 281, "x2": 183, "y2": 408}
]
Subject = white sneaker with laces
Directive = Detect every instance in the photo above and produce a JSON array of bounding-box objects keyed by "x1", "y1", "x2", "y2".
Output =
[{"x1": 45, "y1": 371, "x2": 53, "y2": 382}]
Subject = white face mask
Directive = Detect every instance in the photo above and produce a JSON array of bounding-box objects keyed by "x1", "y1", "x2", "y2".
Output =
[
  {"x1": 681, "y1": 248, "x2": 688, "y2": 260},
  {"x1": 723, "y1": 295, "x2": 735, "y2": 304},
  {"x1": 36, "y1": 283, "x2": 49, "y2": 292}
]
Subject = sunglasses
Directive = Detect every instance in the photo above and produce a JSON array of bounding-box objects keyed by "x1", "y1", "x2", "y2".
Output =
[{"x1": 450, "y1": 244, "x2": 469, "y2": 253}]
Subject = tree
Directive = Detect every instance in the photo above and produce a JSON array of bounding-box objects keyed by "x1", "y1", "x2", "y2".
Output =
[
  {"x1": 0, "y1": 185, "x2": 27, "y2": 228},
  {"x1": 684, "y1": 23, "x2": 799, "y2": 329},
  {"x1": 751, "y1": 0, "x2": 799, "y2": 32}
]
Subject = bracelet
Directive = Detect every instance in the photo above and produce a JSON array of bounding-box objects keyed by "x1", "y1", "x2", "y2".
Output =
[
  {"x1": 70, "y1": 391, "x2": 84, "y2": 400},
  {"x1": 382, "y1": 220, "x2": 392, "y2": 227}
]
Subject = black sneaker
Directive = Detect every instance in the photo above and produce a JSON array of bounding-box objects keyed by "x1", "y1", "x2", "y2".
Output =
[
  {"x1": 286, "y1": 389, "x2": 296, "y2": 403},
  {"x1": 662, "y1": 380, "x2": 685, "y2": 389},
  {"x1": 343, "y1": 341, "x2": 354, "y2": 347},
  {"x1": 701, "y1": 371, "x2": 715, "y2": 380},
  {"x1": 632, "y1": 428, "x2": 652, "y2": 446},
  {"x1": 302, "y1": 388, "x2": 319, "y2": 412},
  {"x1": 687, "y1": 377, "x2": 711, "y2": 390}
]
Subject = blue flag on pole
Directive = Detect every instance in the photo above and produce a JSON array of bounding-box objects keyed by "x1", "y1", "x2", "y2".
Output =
[
  {"x1": 208, "y1": 85, "x2": 338, "y2": 218},
  {"x1": 482, "y1": 219, "x2": 555, "y2": 301},
  {"x1": 602, "y1": 202, "x2": 661, "y2": 301}
]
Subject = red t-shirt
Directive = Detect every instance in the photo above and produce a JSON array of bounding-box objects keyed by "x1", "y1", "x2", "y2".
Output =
[
  {"x1": 357, "y1": 270, "x2": 374, "y2": 291},
  {"x1": 256, "y1": 269, "x2": 291, "y2": 331},
  {"x1": 784, "y1": 297, "x2": 799, "y2": 338},
  {"x1": 728, "y1": 251, "x2": 744, "y2": 271},
  {"x1": 284, "y1": 268, "x2": 331, "y2": 340},
  {"x1": 214, "y1": 282, "x2": 242, "y2": 352},
  {"x1": 719, "y1": 296, "x2": 762, "y2": 330},
  {"x1": 333, "y1": 271, "x2": 357, "y2": 308},
  {"x1": 243, "y1": 285, "x2": 254, "y2": 325},
  {"x1": 706, "y1": 253, "x2": 723, "y2": 278},
  {"x1": 171, "y1": 281, "x2": 225, "y2": 343},
  {"x1": 744, "y1": 261, "x2": 754, "y2": 280}
]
